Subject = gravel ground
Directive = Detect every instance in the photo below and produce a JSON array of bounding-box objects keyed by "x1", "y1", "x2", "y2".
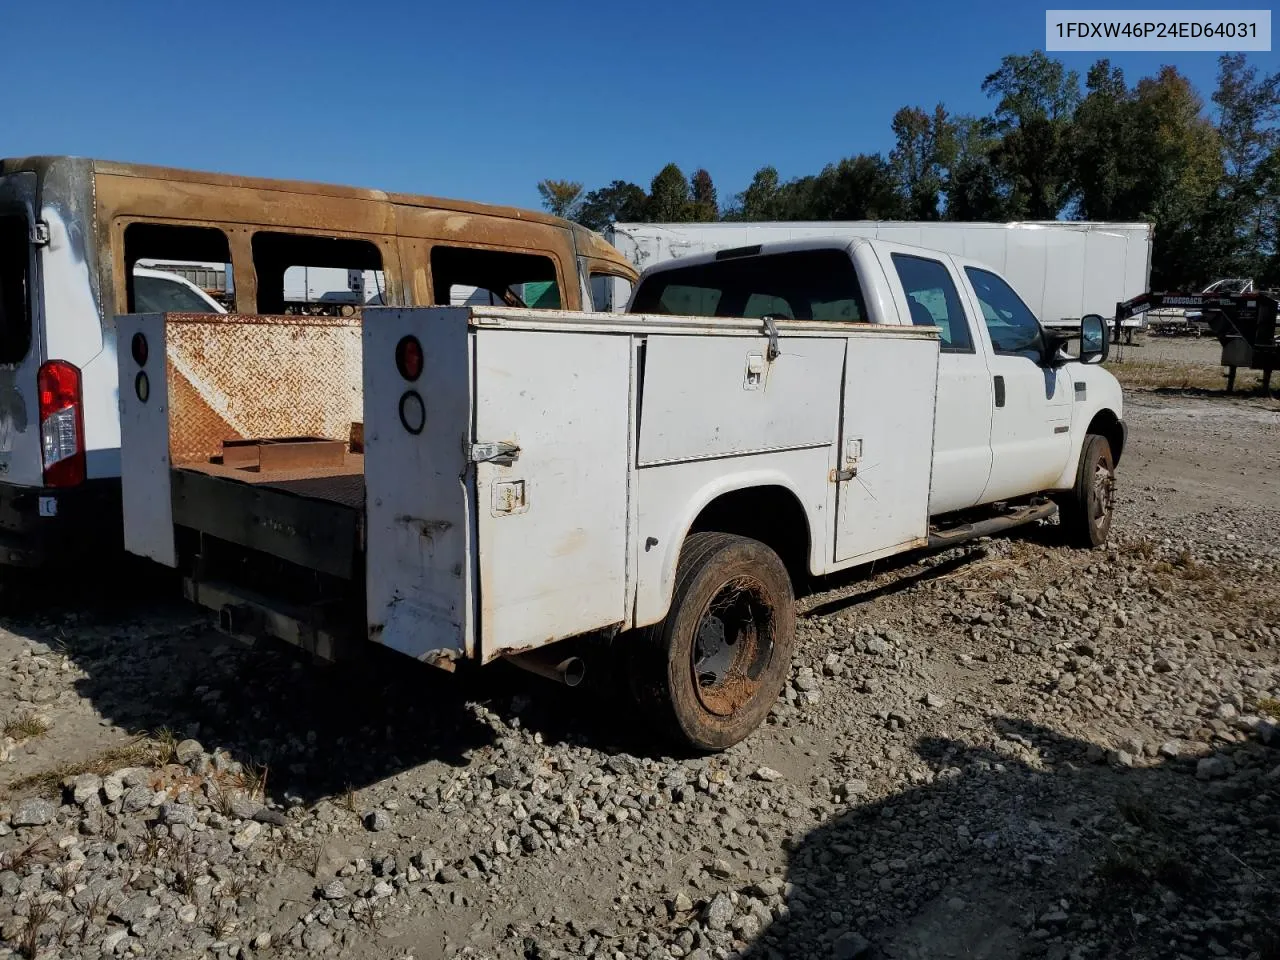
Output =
[{"x1": 1, "y1": 386, "x2": 1278, "y2": 960}]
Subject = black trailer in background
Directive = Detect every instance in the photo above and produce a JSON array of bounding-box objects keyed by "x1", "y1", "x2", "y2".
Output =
[{"x1": 1115, "y1": 291, "x2": 1278, "y2": 393}]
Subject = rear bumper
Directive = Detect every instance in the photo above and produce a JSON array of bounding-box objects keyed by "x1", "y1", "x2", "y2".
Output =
[{"x1": 0, "y1": 479, "x2": 123, "y2": 568}]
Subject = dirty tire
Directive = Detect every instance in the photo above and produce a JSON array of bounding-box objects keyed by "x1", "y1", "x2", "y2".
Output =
[
  {"x1": 1059, "y1": 433, "x2": 1115, "y2": 548},
  {"x1": 631, "y1": 532, "x2": 795, "y2": 752}
]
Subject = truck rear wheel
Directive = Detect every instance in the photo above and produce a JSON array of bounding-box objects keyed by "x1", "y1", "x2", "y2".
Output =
[
  {"x1": 1059, "y1": 433, "x2": 1116, "y2": 548},
  {"x1": 631, "y1": 532, "x2": 795, "y2": 752}
]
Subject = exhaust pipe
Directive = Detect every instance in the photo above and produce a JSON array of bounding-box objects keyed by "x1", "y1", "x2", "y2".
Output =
[{"x1": 503, "y1": 649, "x2": 586, "y2": 688}]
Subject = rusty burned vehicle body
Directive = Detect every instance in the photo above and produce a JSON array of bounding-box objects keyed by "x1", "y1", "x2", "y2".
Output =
[{"x1": 0, "y1": 155, "x2": 636, "y2": 568}]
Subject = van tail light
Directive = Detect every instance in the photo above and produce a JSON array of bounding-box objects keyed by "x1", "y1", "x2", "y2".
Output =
[{"x1": 38, "y1": 360, "x2": 86, "y2": 488}]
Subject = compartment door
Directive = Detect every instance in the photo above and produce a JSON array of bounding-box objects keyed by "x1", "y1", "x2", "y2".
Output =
[
  {"x1": 834, "y1": 335, "x2": 939, "y2": 563},
  {"x1": 118, "y1": 312, "x2": 176, "y2": 566},
  {"x1": 473, "y1": 328, "x2": 631, "y2": 659}
]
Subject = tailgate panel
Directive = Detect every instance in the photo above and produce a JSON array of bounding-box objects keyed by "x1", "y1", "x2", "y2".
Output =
[{"x1": 363, "y1": 308, "x2": 474, "y2": 665}]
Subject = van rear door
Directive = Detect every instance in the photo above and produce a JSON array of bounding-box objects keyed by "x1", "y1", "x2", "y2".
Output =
[{"x1": 0, "y1": 172, "x2": 45, "y2": 488}]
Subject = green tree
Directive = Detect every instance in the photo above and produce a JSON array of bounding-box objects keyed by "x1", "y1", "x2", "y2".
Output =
[
  {"x1": 1072, "y1": 59, "x2": 1138, "y2": 220},
  {"x1": 535, "y1": 179, "x2": 583, "y2": 219},
  {"x1": 1212, "y1": 53, "x2": 1280, "y2": 277},
  {"x1": 690, "y1": 169, "x2": 719, "y2": 220},
  {"x1": 1214, "y1": 53, "x2": 1280, "y2": 183},
  {"x1": 982, "y1": 51, "x2": 1081, "y2": 218},
  {"x1": 809, "y1": 155, "x2": 906, "y2": 220},
  {"x1": 648, "y1": 163, "x2": 695, "y2": 222},
  {"x1": 731, "y1": 166, "x2": 784, "y2": 220},
  {"x1": 1132, "y1": 67, "x2": 1225, "y2": 287},
  {"x1": 890, "y1": 104, "x2": 956, "y2": 219},
  {"x1": 1256, "y1": 146, "x2": 1280, "y2": 285},
  {"x1": 575, "y1": 180, "x2": 648, "y2": 231},
  {"x1": 943, "y1": 116, "x2": 1007, "y2": 220}
]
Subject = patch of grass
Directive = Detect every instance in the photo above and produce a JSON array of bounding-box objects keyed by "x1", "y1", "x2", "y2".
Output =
[
  {"x1": 172, "y1": 838, "x2": 201, "y2": 899},
  {"x1": 0, "y1": 835, "x2": 53, "y2": 872},
  {"x1": 1125, "y1": 538, "x2": 1156, "y2": 560},
  {"x1": 75, "y1": 887, "x2": 109, "y2": 925},
  {"x1": 138, "y1": 833, "x2": 165, "y2": 866},
  {"x1": 1116, "y1": 797, "x2": 1156, "y2": 830},
  {"x1": 152, "y1": 727, "x2": 181, "y2": 766},
  {"x1": 234, "y1": 761, "x2": 268, "y2": 801},
  {"x1": 343, "y1": 784, "x2": 358, "y2": 814},
  {"x1": 1174, "y1": 549, "x2": 1213, "y2": 581},
  {"x1": 209, "y1": 786, "x2": 237, "y2": 819},
  {"x1": 224, "y1": 874, "x2": 254, "y2": 901},
  {"x1": 1097, "y1": 853, "x2": 1152, "y2": 893},
  {"x1": 18, "y1": 896, "x2": 53, "y2": 959},
  {"x1": 8, "y1": 737, "x2": 166, "y2": 795},
  {"x1": 53, "y1": 863, "x2": 79, "y2": 896},
  {"x1": 1106, "y1": 357, "x2": 1229, "y2": 392},
  {"x1": 1153, "y1": 855, "x2": 1199, "y2": 894},
  {"x1": 1257, "y1": 697, "x2": 1280, "y2": 719},
  {"x1": 206, "y1": 899, "x2": 236, "y2": 940},
  {"x1": 3, "y1": 711, "x2": 49, "y2": 741}
]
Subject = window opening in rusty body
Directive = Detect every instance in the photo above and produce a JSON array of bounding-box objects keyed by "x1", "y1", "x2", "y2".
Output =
[
  {"x1": 124, "y1": 224, "x2": 234, "y2": 313},
  {"x1": 252, "y1": 232, "x2": 384, "y2": 316},
  {"x1": 0, "y1": 215, "x2": 32, "y2": 363},
  {"x1": 429, "y1": 246, "x2": 560, "y2": 310}
]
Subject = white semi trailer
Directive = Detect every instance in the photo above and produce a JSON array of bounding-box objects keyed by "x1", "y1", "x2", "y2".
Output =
[{"x1": 602, "y1": 221, "x2": 1153, "y2": 338}]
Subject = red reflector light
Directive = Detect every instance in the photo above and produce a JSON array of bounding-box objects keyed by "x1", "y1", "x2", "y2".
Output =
[
  {"x1": 395, "y1": 335, "x2": 423, "y2": 381},
  {"x1": 37, "y1": 360, "x2": 85, "y2": 488},
  {"x1": 131, "y1": 331, "x2": 148, "y2": 367}
]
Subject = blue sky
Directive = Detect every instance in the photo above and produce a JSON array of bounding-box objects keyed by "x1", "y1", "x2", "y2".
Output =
[{"x1": 2, "y1": 1, "x2": 1275, "y2": 210}]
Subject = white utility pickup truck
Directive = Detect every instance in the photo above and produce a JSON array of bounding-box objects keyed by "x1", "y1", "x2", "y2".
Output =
[{"x1": 117, "y1": 237, "x2": 1123, "y2": 751}]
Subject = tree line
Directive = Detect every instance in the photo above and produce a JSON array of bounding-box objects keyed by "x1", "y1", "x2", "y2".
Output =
[{"x1": 537, "y1": 52, "x2": 1279, "y2": 289}]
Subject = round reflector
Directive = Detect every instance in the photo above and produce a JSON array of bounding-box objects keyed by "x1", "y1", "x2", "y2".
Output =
[
  {"x1": 395, "y1": 335, "x2": 423, "y2": 381},
  {"x1": 399, "y1": 391, "x2": 426, "y2": 435},
  {"x1": 135, "y1": 371, "x2": 150, "y2": 404},
  {"x1": 131, "y1": 332, "x2": 149, "y2": 367}
]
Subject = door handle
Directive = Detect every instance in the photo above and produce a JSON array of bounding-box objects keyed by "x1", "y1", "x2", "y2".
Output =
[{"x1": 993, "y1": 375, "x2": 1006, "y2": 408}]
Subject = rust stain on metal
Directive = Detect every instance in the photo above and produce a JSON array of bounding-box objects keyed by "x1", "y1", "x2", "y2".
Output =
[
  {"x1": 395, "y1": 515, "x2": 453, "y2": 541},
  {"x1": 221, "y1": 437, "x2": 347, "y2": 471},
  {"x1": 163, "y1": 312, "x2": 362, "y2": 465}
]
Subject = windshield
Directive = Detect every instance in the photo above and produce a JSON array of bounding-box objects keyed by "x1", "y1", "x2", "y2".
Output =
[
  {"x1": 1208, "y1": 278, "x2": 1250, "y2": 294},
  {"x1": 0, "y1": 215, "x2": 31, "y2": 363},
  {"x1": 133, "y1": 273, "x2": 222, "y2": 313},
  {"x1": 630, "y1": 249, "x2": 867, "y2": 322}
]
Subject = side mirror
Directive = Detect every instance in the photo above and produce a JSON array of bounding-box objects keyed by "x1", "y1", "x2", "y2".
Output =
[
  {"x1": 1042, "y1": 328, "x2": 1072, "y2": 366},
  {"x1": 1080, "y1": 314, "x2": 1108, "y2": 364}
]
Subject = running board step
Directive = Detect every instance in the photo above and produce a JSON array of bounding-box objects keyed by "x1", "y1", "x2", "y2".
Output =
[{"x1": 927, "y1": 501, "x2": 1058, "y2": 550}]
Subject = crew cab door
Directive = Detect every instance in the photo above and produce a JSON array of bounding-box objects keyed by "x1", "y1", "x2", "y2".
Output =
[
  {"x1": 876, "y1": 246, "x2": 994, "y2": 515},
  {"x1": 960, "y1": 265, "x2": 1072, "y2": 503}
]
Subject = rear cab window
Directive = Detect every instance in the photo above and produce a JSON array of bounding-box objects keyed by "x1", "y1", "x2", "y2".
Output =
[
  {"x1": 0, "y1": 215, "x2": 31, "y2": 363},
  {"x1": 630, "y1": 248, "x2": 867, "y2": 322},
  {"x1": 890, "y1": 253, "x2": 973, "y2": 353}
]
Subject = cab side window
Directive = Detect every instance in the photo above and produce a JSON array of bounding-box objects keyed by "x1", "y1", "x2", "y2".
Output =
[
  {"x1": 964, "y1": 266, "x2": 1044, "y2": 361},
  {"x1": 890, "y1": 253, "x2": 972, "y2": 353}
]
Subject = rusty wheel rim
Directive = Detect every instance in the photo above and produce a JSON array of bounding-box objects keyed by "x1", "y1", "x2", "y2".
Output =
[
  {"x1": 691, "y1": 577, "x2": 775, "y2": 717},
  {"x1": 1091, "y1": 457, "x2": 1115, "y2": 525}
]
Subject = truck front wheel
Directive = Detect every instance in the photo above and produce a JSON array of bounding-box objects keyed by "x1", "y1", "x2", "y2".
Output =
[
  {"x1": 1059, "y1": 433, "x2": 1116, "y2": 548},
  {"x1": 631, "y1": 533, "x2": 795, "y2": 752}
]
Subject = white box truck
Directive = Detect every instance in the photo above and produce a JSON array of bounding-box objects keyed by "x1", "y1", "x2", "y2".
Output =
[{"x1": 602, "y1": 221, "x2": 1153, "y2": 340}]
